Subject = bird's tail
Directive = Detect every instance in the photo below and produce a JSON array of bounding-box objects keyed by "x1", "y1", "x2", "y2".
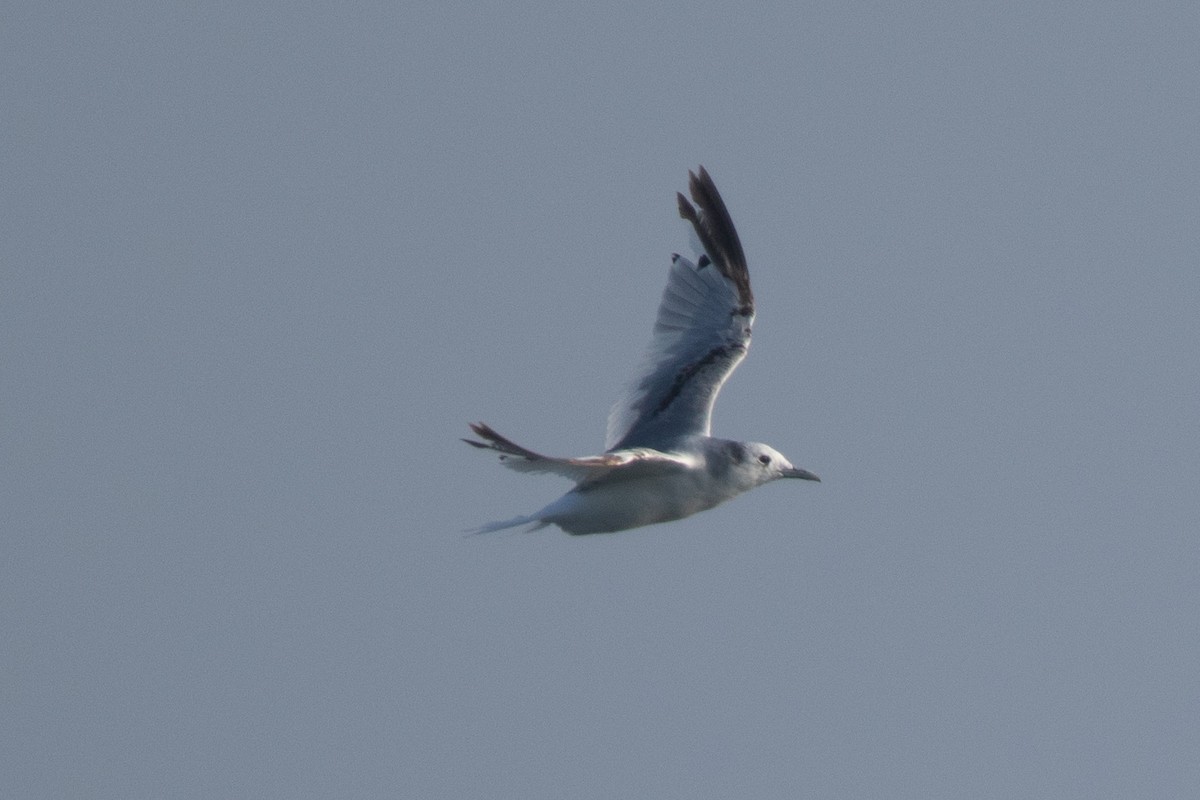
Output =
[{"x1": 465, "y1": 515, "x2": 550, "y2": 535}]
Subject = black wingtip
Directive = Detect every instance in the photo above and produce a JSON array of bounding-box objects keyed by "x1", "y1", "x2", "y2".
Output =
[
  {"x1": 465, "y1": 422, "x2": 498, "y2": 449},
  {"x1": 468, "y1": 421, "x2": 496, "y2": 438},
  {"x1": 676, "y1": 191, "x2": 693, "y2": 222},
  {"x1": 677, "y1": 167, "x2": 753, "y2": 308}
]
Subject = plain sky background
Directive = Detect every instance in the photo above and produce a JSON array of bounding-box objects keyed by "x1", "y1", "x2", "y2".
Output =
[{"x1": 4, "y1": 2, "x2": 1199, "y2": 797}]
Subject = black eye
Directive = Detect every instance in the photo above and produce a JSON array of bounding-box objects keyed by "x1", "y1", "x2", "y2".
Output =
[{"x1": 758, "y1": 454, "x2": 771, "y2": 465}]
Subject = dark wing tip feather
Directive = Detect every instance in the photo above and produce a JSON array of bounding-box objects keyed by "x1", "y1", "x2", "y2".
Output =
[
  {"x1": 464, "y1": 422, "x2": 546, "y2": 463},
  {"x1": 677, "y1": 167, "x2": 753, "y2": 309},
  {"x1": 463, "y1": 421, "x2": 496, "y2": 449}
]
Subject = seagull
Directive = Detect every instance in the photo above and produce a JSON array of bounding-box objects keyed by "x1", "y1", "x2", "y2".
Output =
[{"x1": 464, "y1": 167, "x2": 819, "y2": 534}]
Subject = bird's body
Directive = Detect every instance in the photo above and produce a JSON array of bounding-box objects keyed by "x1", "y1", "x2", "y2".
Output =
[{"x1": 465, "y1": 168, "x2": 819, "y2": 534}]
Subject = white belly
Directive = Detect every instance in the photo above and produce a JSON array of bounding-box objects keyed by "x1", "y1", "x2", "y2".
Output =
[{"x1": 536, "y1": 471, "x2": 738, "y2": 534}]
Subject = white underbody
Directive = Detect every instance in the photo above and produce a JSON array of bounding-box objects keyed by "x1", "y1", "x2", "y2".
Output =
[
  {"x1": 534, "y1": 460, "x2": 740, "y2": 534},
  {"x1": 469, "y1": 435, "x2": 801, "y2": 535}
]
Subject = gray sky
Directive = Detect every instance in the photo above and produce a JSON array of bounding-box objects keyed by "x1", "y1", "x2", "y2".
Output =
[{"x1": 5, "y1": 2, "x2": 1199, "y2": 797}]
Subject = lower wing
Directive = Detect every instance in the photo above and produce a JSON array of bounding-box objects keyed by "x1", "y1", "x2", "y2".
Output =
[{"x1": 463, "y1": 422, "x2": 694, "y2": 484}]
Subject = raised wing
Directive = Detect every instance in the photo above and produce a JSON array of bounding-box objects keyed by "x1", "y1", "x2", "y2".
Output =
[
  {"x1": 605, "y1": 167, "x2": 755, "y2": 450},
  {"x1": 465, "y1": 422, "x2": 694, "y2": 485}
]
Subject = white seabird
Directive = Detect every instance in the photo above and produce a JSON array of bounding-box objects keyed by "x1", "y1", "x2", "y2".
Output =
[{"x1": 465, "y1": 167, "x2": 820, "y2": 534}]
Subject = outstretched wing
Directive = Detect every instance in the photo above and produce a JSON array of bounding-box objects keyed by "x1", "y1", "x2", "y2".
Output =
[
  {"x1": 464, "y1": 423, "x2": 693, "y2": 485},
  {"x1": 605, "y1": 167, "x2": 755, "y2": 451}
]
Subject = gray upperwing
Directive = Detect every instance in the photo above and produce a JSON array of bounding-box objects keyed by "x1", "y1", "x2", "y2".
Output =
[{"x1": 605, "y1": 168, "x2": 755, "y2": 451}]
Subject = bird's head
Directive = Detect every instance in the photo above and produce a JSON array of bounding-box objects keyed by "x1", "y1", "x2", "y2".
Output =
[{"x1": 735, "y1": 442, "x2": 820, "y2": 487}]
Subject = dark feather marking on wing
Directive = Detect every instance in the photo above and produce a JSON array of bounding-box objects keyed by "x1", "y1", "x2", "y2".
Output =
[
  {"x1": 676, "y1": 166, "x2": 753, "y2": 309},
  {"x1": 462, "y1": 422, "x2": 545, "y2": 462},
  {"x1": 651, "y1": 342, "x2": 746, "y2": 416}
]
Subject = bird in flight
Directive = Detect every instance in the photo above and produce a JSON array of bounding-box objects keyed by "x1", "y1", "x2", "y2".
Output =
[{"x1": 465, "y1": 167, "x2": 819, "y2": 534}]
